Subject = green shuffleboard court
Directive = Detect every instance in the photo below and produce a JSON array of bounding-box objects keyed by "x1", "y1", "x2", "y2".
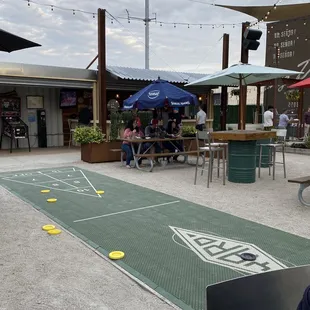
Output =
[{"x1": 1, "y1": 166, "x2": 310, "y2": 310}]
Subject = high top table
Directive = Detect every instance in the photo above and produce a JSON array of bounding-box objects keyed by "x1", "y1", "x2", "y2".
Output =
[{"x1": 211, "y1": 130, "x2": 276, "y2": 184}]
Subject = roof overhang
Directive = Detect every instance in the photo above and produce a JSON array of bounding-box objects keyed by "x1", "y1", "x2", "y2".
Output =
[
  {"x1": 0, "y1": 62, "x2": 97, "y2": 88},
  {"x1": 215, "y1": 3, "x2": 310, "y2": 22}
]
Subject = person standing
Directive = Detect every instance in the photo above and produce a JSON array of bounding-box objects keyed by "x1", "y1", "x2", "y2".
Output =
[
  {"x1": 278, "y1": 109, "x2": 293, "y2": 140},
  {"x1": 304, "y1": 107, "x2": 310, "y2": 138},
  {"x1": 196, "y1": 104, "x2": 207, "y2": 131},
  {"x1": 263, "y1": 106, "x2": 274, "y2": 131}
]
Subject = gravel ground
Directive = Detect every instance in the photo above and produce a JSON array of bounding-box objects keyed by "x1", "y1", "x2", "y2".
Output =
[{"x1": 0, "y1": 149, "x2": 310, "y2": 309}]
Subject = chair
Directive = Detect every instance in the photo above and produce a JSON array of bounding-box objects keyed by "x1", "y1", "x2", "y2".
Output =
[
  {"x1": 258, "y1": 129, "x2": 287, "y2": 180},
  {"x1": 194, "y1": 130, "x2": 226, "y2": 188},
  {"x1": 68, "y1": 119, "x2": 79, "y2": 148}
]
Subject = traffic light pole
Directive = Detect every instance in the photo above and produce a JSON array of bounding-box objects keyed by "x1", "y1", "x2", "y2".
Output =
[
  {"x1": 220, "y1": 33, "x2": 229, "y2": 131},
  {"x1": 239, "y1": 22, "x2": 250, "y2": 130}
]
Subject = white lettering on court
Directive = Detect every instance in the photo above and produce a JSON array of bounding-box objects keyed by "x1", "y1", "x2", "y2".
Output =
[{"x1": 170, "y1": 226, "x2": 287, "y2": 275}]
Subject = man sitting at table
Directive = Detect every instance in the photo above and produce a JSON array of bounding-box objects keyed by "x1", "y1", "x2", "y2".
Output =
[
  {"x1": 144, "y1": 119, "x2": 162, "y2": 162},
  {"x1": 163, "y1": 120, "x2": 184, "y2": 162}
]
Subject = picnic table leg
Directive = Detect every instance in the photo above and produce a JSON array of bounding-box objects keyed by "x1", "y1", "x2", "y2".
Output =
[
  {"x1": 131, "y1": 142, "x2": 154, "y2": 172},
  {"x1": 298, "y1": 183, "x2": 310, "y2": 207}
]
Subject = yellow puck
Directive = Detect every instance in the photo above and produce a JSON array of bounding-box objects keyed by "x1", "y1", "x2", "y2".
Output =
[
  {"x1": 48, "y1": 229, "x2": 62, "y2": 235},
  {"x1": 41, "y1": 189, "x2": 50, "y2": 193},
  {"x1": 96, "y1": 190, "x2": 104, "y2": 195},
  {"x1": 42, "y1": 224, "x2": 56, "y2": 231},
  {"x1": 47, "y1": 198, "x2": 57, "y2": 203},
  {"x1": 109, "y1": 251, "x2": 125, "y2": 260}
]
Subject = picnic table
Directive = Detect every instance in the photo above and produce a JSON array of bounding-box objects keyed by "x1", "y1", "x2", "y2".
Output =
[
  {"x1": 211, "y1": 130, "x2": 276, "y2": 184},
  {"x1": 122, "y1": 136, "x2": 198, "y2": 172}
]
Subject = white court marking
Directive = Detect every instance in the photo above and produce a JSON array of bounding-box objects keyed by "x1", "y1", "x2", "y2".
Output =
[
  {"x1": 73, "y1": 200, "x2": 180, "y2": 223},
  {"x1": 0, "y1": 168, "x2": 102, "y2": 198}
]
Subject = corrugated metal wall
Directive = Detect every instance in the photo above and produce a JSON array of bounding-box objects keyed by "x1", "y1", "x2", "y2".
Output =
[{"x1": 0, "y1": 86, "x2": 63, "y2": 150}]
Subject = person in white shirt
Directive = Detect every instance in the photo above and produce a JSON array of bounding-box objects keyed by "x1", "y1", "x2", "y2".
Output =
[
  {"x1": 196, "y1": 104, "x2": 207, "y2": 131},
  {"x1": 263, "y1": 106, "x2": 274, "y2": 131}
]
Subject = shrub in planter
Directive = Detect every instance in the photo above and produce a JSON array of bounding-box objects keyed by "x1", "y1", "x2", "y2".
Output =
[
  {"x1": 73, "y1": 126, "x2": 120, "y2": 163},
  {"x1": 74, "y1": 126, "x2": 106, "y2": 144},
  {"x1": 182, "y1": 125, "x2": 196, "y2": 137}
]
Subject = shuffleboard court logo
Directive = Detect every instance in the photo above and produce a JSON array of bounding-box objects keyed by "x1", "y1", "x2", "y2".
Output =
[{"x1": 170, "y1": 226, "x2": 287, "y2": 275}]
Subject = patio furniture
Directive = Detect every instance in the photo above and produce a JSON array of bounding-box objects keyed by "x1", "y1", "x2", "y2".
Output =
[
  {"x1": 68, "y1": 119, "x2": 78, "y2": 148},
  {"x1": 122, "y1": 136, "x2": 198, "y2": 172},
  {"x1": 206, "y1": 265, "x2": 310, "y2": 310},
  {"x1": 194, "y1": 131, "x2": 226, "y2": 187},
  {"x1": 258, "y1": 129, "x2": 287, "y2": 180},
  {"x1": 211, "y1": 130, "x2": 276, "y2": 183},
  {"x1": 288, "y1": 176, "x2": 310, "y2": 207}
]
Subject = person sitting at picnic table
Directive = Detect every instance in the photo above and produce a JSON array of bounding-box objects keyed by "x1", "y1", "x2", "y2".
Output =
[
  {"x1": 121, "y1": 119, "x2": 142, "y2": 169},
  {"x1": 144, "y1": 119, "x2": 162, "y2": 163},
  {"x1": 163, "y1": 120, "x2": 184, "y2": 162}
]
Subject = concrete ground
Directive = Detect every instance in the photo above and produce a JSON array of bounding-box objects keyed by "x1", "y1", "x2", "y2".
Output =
[{"x1": 1, "y1": 147, "x2": 310, "y2": 309}]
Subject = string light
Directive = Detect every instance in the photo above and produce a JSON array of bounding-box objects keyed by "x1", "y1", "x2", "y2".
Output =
[
  {"x1": 249, "y1": 0, "x2": 281, "y2": 27},
  {"x1": 10, "y1": 0, "x2": 242, "y2": 30}
]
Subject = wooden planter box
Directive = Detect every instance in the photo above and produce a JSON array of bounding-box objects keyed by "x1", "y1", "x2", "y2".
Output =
[{"x1": 81, "y1": 141, "x2": 121, "y2": 163}]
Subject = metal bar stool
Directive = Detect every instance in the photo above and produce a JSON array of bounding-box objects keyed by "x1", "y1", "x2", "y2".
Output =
[
  {"x1": 194, "y1": 130, "x2": 226, "y2": 187},
  {"x1": 258, "y1": 129, "x2": 287, "y2": 180}
]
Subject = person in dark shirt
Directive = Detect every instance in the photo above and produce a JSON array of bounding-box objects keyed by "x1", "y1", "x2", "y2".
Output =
[
  {"x1": 78, "y1": 105, "x2": 92, "y2": 126},
  {"x1": 163, "y1": 120, "x2": 184, "y2": 162},
  {"x1": 304, "y1": 107, "x2": 310, "y2": 138}
]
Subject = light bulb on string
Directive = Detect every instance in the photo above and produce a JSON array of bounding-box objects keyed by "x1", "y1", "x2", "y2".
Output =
[
  {"x1": 212, "y1": 25, "x2": 214, "y2": 29},
  {"x1": 73, "y1": 9, "x2": 75, "y2": 15},
  {"x1": 111, "y1": 19, "x2": 114, "y2": 24},
  {"x1": 160, "y1": 22, "x2": 162, "y2": 26},
  {"x1": 222, "y1": 24, "x2": 224, "y2": 28},
  {"x1": 28, "y1": 0, "x2": 30, "y2": 6},
  {"x1": 200, "y1": 24, "x2": 202, "y2": 29},
  {"x1": 174, "y1": 23, "x2": 176, "y2": 28},
  {"x1": 51, "y1": 5, "x2": 53, "y2": 11},
  {"x1": 93, "y1": 13, "x2": 95, "y2": 18},
  {"x1": 188, "y1": 24, "x2": 190, "y2": 28},
  {"x1": 274, "y1": 4, "x2": 277, "y2": 9}
]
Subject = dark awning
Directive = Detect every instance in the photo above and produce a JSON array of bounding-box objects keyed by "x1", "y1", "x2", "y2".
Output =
[
  {"x1": 215, "y1": 3, "x2": 310, "y2": 22},
  {"x1": 0, "y1": 29, "x2": 41, "y2": 53}
]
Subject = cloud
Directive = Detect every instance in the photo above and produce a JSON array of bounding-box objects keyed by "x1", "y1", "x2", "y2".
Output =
[{"x1": 0, "y1": 0, "x2": 308, "y2": 74}]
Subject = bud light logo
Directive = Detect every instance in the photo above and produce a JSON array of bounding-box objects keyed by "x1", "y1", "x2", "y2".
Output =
[{"x1": 148, "y1": 90, "x2": 160, "y2": 99}]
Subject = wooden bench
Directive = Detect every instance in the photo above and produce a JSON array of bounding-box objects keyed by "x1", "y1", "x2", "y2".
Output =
[
  {"x1": 134, "y1": 150, "x2": 198, "y2": 158},
  {"x1": 288, "y1": 176, "x2": 310, "y2": 207}
]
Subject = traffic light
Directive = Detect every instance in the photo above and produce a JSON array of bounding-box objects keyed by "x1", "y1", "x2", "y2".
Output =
[{"x1": 243, "y1": 28, "x2": 263, "y2": 51}]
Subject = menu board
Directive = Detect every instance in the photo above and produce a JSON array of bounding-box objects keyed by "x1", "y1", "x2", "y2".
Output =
[
  {"x1": 265, "y1": 15, "x2": 310, "y2": 113},
  {"x1": 0, "y1": 97, "x2": 21, "y2": 117}
]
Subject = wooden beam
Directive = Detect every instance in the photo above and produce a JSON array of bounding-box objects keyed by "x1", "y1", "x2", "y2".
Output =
[
  {"x1": 97, "y1": 8, "x2": 107, "y2": 133},
  {"x1": 255, "y1": 86, "x2": 261, "y2": 124},
  {"x1": 220, "y1": 33, "x2": 229, "y2": 130}
]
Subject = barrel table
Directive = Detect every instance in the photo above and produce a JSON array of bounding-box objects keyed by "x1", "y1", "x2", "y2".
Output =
[{"x1": 212, "y1": 130, "x2": 276, "y2": 184}]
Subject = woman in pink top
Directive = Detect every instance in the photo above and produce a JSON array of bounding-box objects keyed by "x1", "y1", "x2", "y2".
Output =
[{"x1": 122, "y1": 119, "x2": 140, "y2": 168}]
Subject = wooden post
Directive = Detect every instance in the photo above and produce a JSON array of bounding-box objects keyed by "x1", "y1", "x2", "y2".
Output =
[
  {"x1": 97, "y1": 8, "x2": 107, "y2": 133},
  {"x1": 92, "y1": 82, "x2": 98, "y2": 127},
  {"x1": 255, "y1": 86, "x2": 261, "y2": 124},
  {"x1": 221, "y1": 33, "x2": 229, "y2": 130},
  {"x1": 239, "y1": 22, "x2": 250, "y2": 130}
]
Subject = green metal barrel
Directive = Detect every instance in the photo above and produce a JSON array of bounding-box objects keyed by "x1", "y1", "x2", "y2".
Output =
[
  {"x1": 256, "y1": 139, "x2": 271, "y2": 168},
  {"x1": 228, "y1": 140, "x2": 256, "y2": 183}
]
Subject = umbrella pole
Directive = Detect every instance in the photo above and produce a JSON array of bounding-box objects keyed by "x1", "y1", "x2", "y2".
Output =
[{"x1": 238, "y1": 74, "x2": 245, "y2": 130}]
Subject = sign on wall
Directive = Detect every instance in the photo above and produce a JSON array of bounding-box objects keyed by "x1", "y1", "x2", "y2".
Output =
[{"x1": 265, "y1": 15, "x2": 310, "y2": 113}]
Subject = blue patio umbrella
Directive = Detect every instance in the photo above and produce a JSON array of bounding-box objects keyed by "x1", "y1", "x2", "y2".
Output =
[{"x1": 123, "y1": 78, "x2": 198, "y2": 110}]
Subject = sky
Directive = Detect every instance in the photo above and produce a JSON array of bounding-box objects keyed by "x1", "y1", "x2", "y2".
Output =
[{"x1": 0, "y1": 0, "x2": 308, "y2": 74}]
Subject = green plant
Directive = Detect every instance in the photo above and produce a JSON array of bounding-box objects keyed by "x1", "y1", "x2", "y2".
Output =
[
  {"x1": 230, "y1": 89, "x2": 240, "y2": 97},
  {"x1": 182, "y1": 126, "x2": 196, "y2": 137},
  {"x1": 110, "y1": 111, "x2": 122, "y2": 141},
  {"x1": 285, "y1": 89, "x2": 300, "y2": 101},
  {"x1": 74, "y1": 126, "x2": 106, "y2": 144},
  {"x1": 305, "y1": 136, "x2": 310, "y2": 149}
]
